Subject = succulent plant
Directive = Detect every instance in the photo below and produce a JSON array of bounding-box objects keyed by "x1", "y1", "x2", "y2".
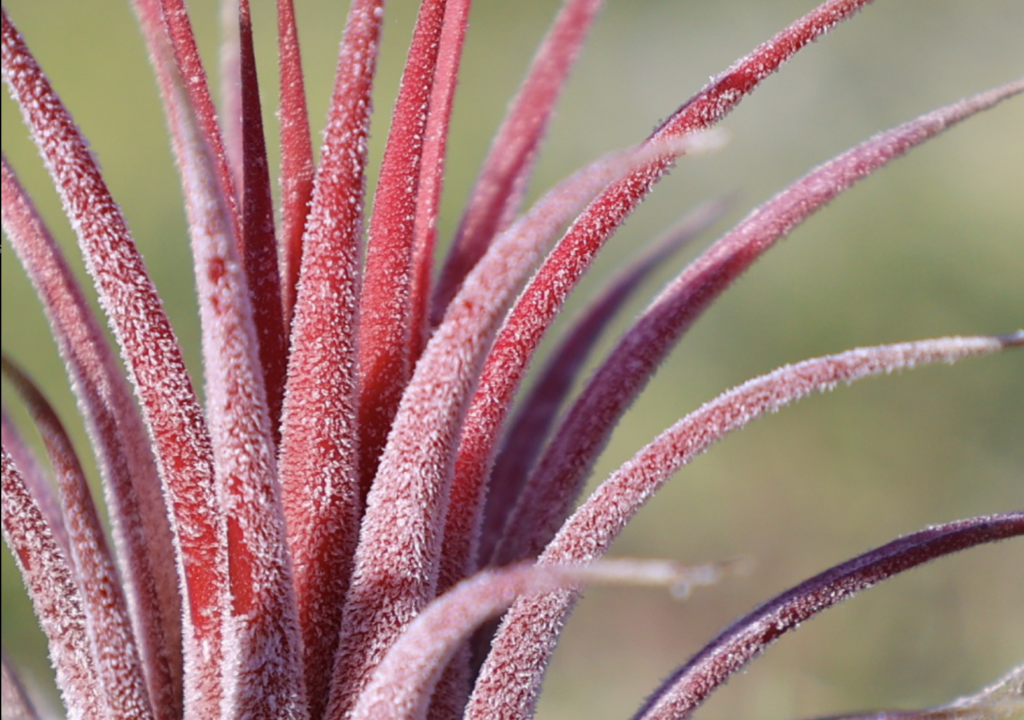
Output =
[{"x1": 1, "y1": 1, "x2": 1021, "y2": 719}]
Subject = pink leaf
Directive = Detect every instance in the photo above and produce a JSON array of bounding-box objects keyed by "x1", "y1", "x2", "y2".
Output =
[
  {"x1": 478, "y1": 197, "x2": 728, "y2": 568},
  {"x1": 149, "y1": 0, "x2": 240, "y2": 232},
  {"x1": 2, "y1": 157, "x2": 182, "y2": 710},
  {"x1": 452, "y1": 0, "x2": 875, "y2": 591},
  {"x1": 159, "y1": 12, "x2": 307, "y2": 714},
  {"x1": 2, "y1": 12, "x2": 228, "y2": 715},
  {"x1": 355, "y1": 558, "x2": 724, "y2": 720},
  {"x1": 350, "y1": 563, "x2": 598, "y2": 720},
  {"x1": 470, "y1": 334, "x2": 1020, "y2": 719},
  {"x1": 2, "y1": 450, "x2": 102, "y2": 720},
  {"x1": 2, "y1": 359, "x2": 155, "y2": 720},
  {"x1": 1, "y1": 410, "x2": 69, "y2": 560}
]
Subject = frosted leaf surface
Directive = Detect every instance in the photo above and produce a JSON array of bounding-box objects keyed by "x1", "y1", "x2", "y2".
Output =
[
  {"x1": 277, "y1": 2, "x2": 383, "y2": 714},
  {"x1": 496, "y1": 78, "x2": 1024, "y2": 566},
  {"x1": 2, "y1": 11, "x2": 227, "y2": 715},
  {"x1": 2, "y1": 450, "x2": 102, "y2": 720},
  {"x1": 2, "y1": 155, "x2": 182, "y2": 713},
  {"x1": 328, "y1": 137, "x2": 690, "y2": 718},
  {"x1": 471, "y1": 335, "x2": 1015, "y2": 720}
]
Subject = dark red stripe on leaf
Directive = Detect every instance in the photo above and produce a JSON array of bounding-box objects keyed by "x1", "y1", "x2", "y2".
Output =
[{"x1": 219, "y1": 0, "x2": 243, "y2": 197}]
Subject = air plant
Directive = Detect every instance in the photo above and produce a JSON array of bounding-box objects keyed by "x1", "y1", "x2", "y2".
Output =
[{"x1": 0, "y1": 0, "x2": 1021, "y2": 718}]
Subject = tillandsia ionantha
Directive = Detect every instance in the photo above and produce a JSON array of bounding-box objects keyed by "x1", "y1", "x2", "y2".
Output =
[{"x1": 0, "y1": 0, "x2": 1021, "y2": 718}]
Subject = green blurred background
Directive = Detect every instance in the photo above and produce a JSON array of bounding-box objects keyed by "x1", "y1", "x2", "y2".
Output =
[{"x1": 2, "y1": 1, "x2": 1021, "y2": 718}]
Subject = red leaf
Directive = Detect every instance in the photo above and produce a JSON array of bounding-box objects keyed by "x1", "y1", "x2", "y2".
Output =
[
  {"x1": 328, "y1": 138, "x2": 682, "y2": 720},
  {"x1": 2, "y1": 450, "x2": 102, "y2": 720},
  {"x1": 2, "y1": 13, "x2": 228, "y2": 715},
  {"x1": 432, "y1": 0, "x2": 606, "y2": 322},
  {"x1": 2, "y1": 155, "x2": 183, "y2": 711},
  {"x1": 3, "y1": 359, "x2": 155, "y2": 720},
  {"x1": 358, "y1": 0, "x2": 449, "y2": 497},
  {"x1": 453, "y1": 0, "x2": 876, "y2": 594},
  {"x1": 478, "y1": 198, "x2": 728, "y2": 569},
  {"x1": 276, "y1": 0, "x2": 315, "y2": 326},
  {"x1": 238, "y1": 0, "x2": 288, "y2": 439},
  {"x1": 277, "y1": 1, "x2": 384, "y2": 713}
]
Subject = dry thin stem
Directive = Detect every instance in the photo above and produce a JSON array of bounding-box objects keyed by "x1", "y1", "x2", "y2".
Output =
[{"x1": 808, "y1": 663, "x2": 1023, "y2": 720}]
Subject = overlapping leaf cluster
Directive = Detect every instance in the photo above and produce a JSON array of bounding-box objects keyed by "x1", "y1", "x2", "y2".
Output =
[{"x1": 1, "y1": 1, "x2": 1021, "y2": 719}]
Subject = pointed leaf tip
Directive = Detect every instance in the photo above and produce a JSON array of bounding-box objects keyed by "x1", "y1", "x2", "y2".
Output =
[
  {"x1": 632, "y1": 513, "x2": 1024, "y2": 720},
  {"x1": 996, "y1": 330, "x2": 1024, "y2": 348}
]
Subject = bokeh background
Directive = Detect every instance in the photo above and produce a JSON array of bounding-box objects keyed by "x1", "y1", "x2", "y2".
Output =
[{"x1": 2, "y1": 1, "x2": 1021, "y2": 718}]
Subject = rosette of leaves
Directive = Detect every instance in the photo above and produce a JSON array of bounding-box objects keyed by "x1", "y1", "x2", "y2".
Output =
[{"x1": 1, "y1": 1, "x2": 1021, "y2": 719}]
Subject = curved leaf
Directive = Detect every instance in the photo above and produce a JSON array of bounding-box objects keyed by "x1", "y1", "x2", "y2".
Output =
[
  {"x1": 2, "y1": 12, "x2": 227, "y2": 715},
  {"x1": 2, "y1": 449, "x2": 102, "y2": 720},
  {"x1": 493, "y1": 78, "x2": 1024, "y2": 566},
  {"x1": 470, "y1": 333, "x2": 1021, "y2": 720},
  {"x1": 633, "y1": 514, "x2": 1024, "y2": 720},
  {"x1": 433, "y1": 0, "x2": 606, "y2": 321}
]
